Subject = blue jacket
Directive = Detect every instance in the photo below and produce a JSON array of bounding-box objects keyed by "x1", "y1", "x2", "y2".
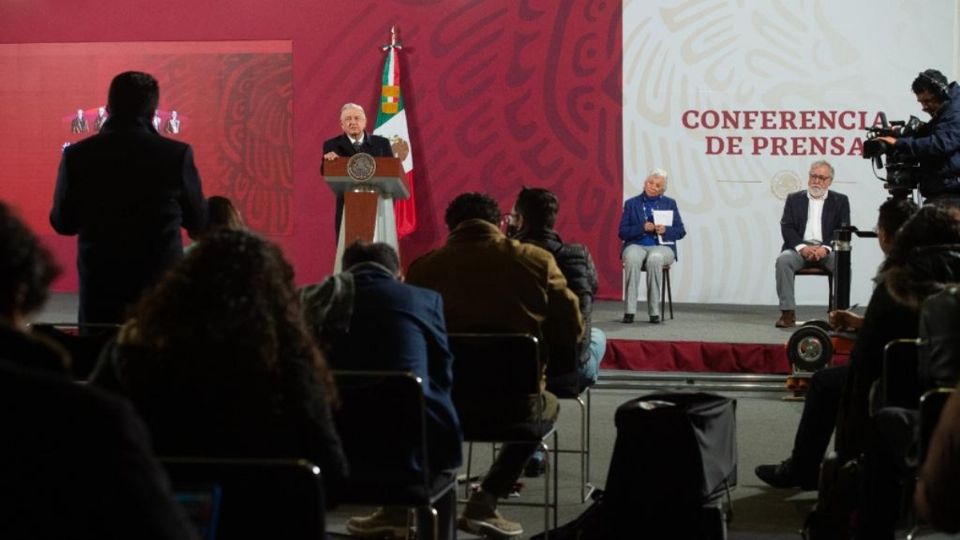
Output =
[
  {"x1": 895, "y1": 82, "x2": 960, "y2": 198},
  {"x1": 331, "y1": 264, "x2": 463, "y2": 476},
  {"x1": 618, "y1": 193, "x2": 687, "y2": 260}
]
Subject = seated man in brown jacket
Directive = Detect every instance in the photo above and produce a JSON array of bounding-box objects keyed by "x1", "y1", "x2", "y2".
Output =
[{"x1": 406, "y1": 192, "x2": 583, "y2": 538}]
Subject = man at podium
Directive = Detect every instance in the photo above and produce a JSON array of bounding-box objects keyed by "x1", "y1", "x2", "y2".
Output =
[{"x1": 322, "y1": 103, "x2": 393, "y2": 237}]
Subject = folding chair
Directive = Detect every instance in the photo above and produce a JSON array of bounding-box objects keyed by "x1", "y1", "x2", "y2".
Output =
[
  {"x1": 544, "y1": 343, "x2": 594, "y2": 503},
  {"x1": 334, "y1": 370, "x2": 456, "y2": 540},
  {"x1": 906, "y1": 387, "x2": 956, "y2": 540},
  {"x1": 448, "y1": 333, "x2": 559, "y2": 535},
  {"x1": 160, "y1": 457, "x2": 325, "y2": 540},
  {"x1": 622, "y1": 261, "x2": 675, "y2": 320},
  {"x1": 796, "y1": 266, "x2": 834, "y2": 311}
]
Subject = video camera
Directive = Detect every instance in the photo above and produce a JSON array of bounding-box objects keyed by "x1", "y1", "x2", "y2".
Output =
[{"x1": 862, "y1": 112, "x2": 925, "y2": 195}]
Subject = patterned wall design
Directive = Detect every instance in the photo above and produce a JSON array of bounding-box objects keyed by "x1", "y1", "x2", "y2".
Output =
[{"x1": 0, "y1": 0, "x2": 625, "y2": 296}]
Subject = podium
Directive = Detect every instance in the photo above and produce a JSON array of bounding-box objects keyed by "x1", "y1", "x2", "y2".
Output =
[{"x1": 324, "y1": 154, "x2": 407, "y2": 271}]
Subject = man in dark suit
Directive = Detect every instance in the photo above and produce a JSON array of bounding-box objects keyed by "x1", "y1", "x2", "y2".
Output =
[
  {"x1": 322, "y1": 103, "x2": 393, "y2": 236},
  {"x1": 775, "y1": 160, "x2": 851, "y2": 327},
  {"x1": 328, "y1": 241, "x2": 462, "y2": 540},
  {"x1": 50, "y1": 71, "x2": 207, "y2": 324}
]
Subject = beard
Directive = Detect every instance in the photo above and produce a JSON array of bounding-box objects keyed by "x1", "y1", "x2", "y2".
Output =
[{"x1": 808, "y1": 186, "x2": 827, "y2": 199}]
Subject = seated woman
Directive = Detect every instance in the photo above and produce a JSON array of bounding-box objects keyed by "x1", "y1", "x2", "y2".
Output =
[{"x1": 90, "y1": 228, "x2": 348, "y2": 501}]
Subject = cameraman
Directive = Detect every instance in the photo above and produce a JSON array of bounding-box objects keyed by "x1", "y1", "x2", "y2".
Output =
[{"x1": 877, "y1": 69, "x2": 960, "y2": 200}]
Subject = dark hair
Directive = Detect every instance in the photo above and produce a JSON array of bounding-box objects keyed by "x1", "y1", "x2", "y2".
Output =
[
  {"x1": 876, "y1": 197, "x2": 919, "y2": 237},
  {"x1": 885, "y1": 204, "x2": 960, "y2": 269},
  {"x1": 0, "y1": 201, "x2": 61, "y2": 318},
  {"x1": 343, "y1": 241, "x2": 400, "y2": 275},
  {"x1": 207, "y1": 196, "x2": 245, "y2": 231},
  {"x1": 107, "y1": 71, "x2": 160, "y2": 120},
  {"x1": 514, "y1": 187, "x2": 559, "y2": 231},
  {"x1": 912, "y1": 69, "x2": 950, "y2": 100},
  {"x1": 444, "y1": 192, "x2": 501, "y2": 231},
  {"x1": 127, "y1": 228, "x2": 336, "y2": 402}
]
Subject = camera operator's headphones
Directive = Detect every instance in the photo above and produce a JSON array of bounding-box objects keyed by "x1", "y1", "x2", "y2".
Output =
[{"x1": 918, "y1": 69, "x2": 950, "y2": 101}]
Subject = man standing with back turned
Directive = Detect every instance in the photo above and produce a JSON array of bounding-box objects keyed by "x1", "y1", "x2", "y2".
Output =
[{"x1": 50, "y1": 71, "x2": 207, "y2": 324}]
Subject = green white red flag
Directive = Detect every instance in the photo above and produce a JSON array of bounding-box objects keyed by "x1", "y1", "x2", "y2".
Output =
[{"x1": 373, "y1": 27, "x2": 416, "y2": 238}]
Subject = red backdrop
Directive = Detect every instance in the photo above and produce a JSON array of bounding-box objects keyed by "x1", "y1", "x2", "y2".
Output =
[{"x1": 0, "y1": 0, "x2": 624, "y2": 298}]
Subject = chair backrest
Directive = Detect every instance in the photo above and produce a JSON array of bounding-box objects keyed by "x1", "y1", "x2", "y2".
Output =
[
  {"x1": 160, "y1": 457, "x2": 324, "y2": 540},
  {"x1": 333, "y1": 371, "x2": 430, "y2": 492},
  {"x1": 918, "y1": 286, "x2": 960, "y2": 390},
  {"x1": 918, "y1": 387, "x2": 956, "y2": 467},
  {"x1": 447, "y1": 333, "x2": 542, "y2": 433},
  {"x1": 30, "y1": 322, "x2": 120, "y2": 380},
  {"x1": 880, "y1": 338, "x2": 921, "y2": 410}
]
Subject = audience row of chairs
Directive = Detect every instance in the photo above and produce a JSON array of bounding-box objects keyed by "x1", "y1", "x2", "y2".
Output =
[{"x1": 33, "y1": 327, "x2": 568, "y2": 539}]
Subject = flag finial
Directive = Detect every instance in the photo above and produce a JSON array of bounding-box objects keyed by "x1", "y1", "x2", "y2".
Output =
[{"x1": 383, "y1": 26, "x2": 403, "y2": 51}]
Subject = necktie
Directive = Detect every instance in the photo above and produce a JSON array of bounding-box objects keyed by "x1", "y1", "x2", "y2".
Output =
[{"x1": 352, "y1": 140, "x2": 362, "y2": 152}]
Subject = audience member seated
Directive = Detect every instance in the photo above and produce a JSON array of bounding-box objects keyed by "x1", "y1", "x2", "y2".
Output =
[
  {"x1": 89, "y1": 228, "x2": 348, "y2": 503},
  {"x1": 510, "y1": 186, "x2": 605, "y2": 476},
  {"x1": 774, "y1": 160, "x2": 850, "y2": 327},
  {"x1": 850, "y1": 205, "x2": 960, "y2": 540},
  {"x1": 308, "y1": 241, "x2": 463, "y2": 540},
  {"x1": 0, "y1": 202, "x2": 70, "y2": 375},
  {"x1": 915, "y1": 380, "x2": 960, "y2": 533},
  {"x1": 510, "y1": 187, "x2": 604, "y2": 392},
  {"x1": 406, "y1": 192, "x2": 583, "y2": 538},
  {"x1": 755, "y1": 197, "x2": 918, "y2": 489},
  {"x1": 619, "y1": 168, "x2": 686, "y2": 324},
  {"x1": 836, "y1": 204, "x2": 960, "y2": 464},
  {"x1": 185, "y1": 195, "x2": 244, "y2": 253},
  {"x1": 0, "y1": 200, "x2": 198, "y2": 539}
]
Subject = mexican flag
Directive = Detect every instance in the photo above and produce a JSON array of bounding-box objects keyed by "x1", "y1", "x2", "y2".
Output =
[{"x1": 373, "y1": 31, "x2": 416, "y2": 238}]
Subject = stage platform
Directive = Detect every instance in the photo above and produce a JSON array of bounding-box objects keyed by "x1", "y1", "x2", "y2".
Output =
[
  {"x1": 593, "y1": 299, "x2": 844, "y2": 375},
  {"x1": 37, "y1": 294, "x2": 845, "y2": 377}
]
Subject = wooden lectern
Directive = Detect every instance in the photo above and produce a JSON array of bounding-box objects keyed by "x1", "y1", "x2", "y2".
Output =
[{"x1": 324, "y1": 155, "x2": 407, "y2": 266}]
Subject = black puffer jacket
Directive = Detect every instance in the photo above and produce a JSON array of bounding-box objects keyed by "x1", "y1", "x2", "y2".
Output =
[{"x1": 515, "y1": 229, "x2": 598, "y2": 367}]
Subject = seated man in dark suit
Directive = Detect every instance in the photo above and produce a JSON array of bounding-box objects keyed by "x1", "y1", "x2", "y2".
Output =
[
  {"x1": 775, "y1": 159, "x2": 851, "y2": 327},
  {"x1": 322, "y1": 103, "x2": 393, "y2": 237},
  {"x1": 326, "y1": 241, "x2": 463, "y2": 540},
  {"x1": 0, "y1": 200, "x2": 197, "y2": 540}
]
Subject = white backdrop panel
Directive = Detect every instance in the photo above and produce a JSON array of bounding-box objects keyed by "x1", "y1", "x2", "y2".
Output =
[{"x1": 623, "y1": 0, "x2": 958, "y2": 306}]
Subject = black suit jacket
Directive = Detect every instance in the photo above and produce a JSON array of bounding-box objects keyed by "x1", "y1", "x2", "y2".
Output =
[
  {"x1": 779, "y1": 190, "x2": 851, "y2": 252},
  {"x1": 50, "y1": 116, "x2": 207, "y2": 324},
  {"x1": 0, "y1": 361, "x2": 198, "y2": 540},
  {"x1": 321, "y1": 132, "x2": 393, "y2": 236}
]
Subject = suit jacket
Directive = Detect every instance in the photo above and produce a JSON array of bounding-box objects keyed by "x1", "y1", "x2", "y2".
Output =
[
  {"x1": 50, "y1": 116, "x2": 207, "y2": 324},
  {"x1": 330, "y1": 264, "x2": 463, "y2": 476},
  {"x1": 321, "y1": 132, "x2": 393, "y2": 235},
  {"x1": 0, "y1": 361, "x2": 198, "y2": 540},
  {"x1": 779, "y1": 190, "x2": 850, "y2": 252}
]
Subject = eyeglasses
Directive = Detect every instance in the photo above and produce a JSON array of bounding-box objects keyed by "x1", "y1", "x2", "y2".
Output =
[{"x1": 808, "y1": 173, "x2": 832, "y2": 182}]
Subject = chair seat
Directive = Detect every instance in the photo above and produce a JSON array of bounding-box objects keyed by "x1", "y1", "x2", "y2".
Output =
[
  {"x1": 461, "y1": 421, "x2": 555, "y2": 443},
  {"x1": 343, "y1": 470, "x2": 456, "y2": 507}
]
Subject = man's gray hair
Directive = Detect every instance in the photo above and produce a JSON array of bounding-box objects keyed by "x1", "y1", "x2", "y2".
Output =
[
  {"x1": 340, "y1": 103, "x2": 365, "y2": 117},
  {"x1": 809, "y1": 160, "x2": 834, "y2": 179}
]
